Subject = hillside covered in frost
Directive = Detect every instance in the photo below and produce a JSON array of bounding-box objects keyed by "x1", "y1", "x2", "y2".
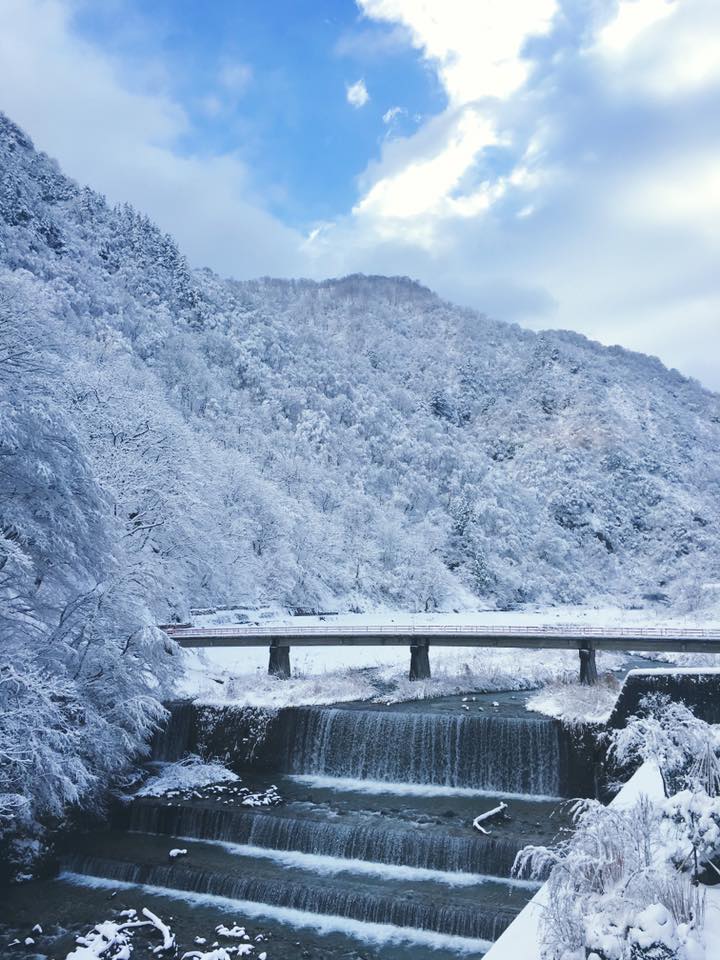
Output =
[{"x1": 2, "y1": 111, "x2": 719, "y2": 623}]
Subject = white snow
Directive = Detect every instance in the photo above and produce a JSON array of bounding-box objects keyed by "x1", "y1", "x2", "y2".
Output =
[
  {"x1": 137, "y1": 757, "x2": 239, "y2": 797},
  {"x1": 612, "y1": 761, "x2": 664, "y2": 808},
  {"x1": 65, "y1": 907, "x2": 175, "y2": 959},
  {"x1": 483, "y1": 762, "x2": 665, "y2": 960},
  {"x1": 180, "y1": 605, "x2": 720, "y2": 710},
  {"x1": 215, "y1": 923, "x2": 247, "y2": 938},
  {"x1": 472, "y1": 802, "x2": 508, "y2": 834},
  {"x1": 526, "y1": 674, "x2": 623, "y2": 724},
  {"x1": 181, "y1": 950, "x2": 233, "y2": 960},
  {"x1": 141, "y1": 907, "x2": 174, "y2": 952},
  {"x1": 627, "y1": 666, "x2": 720, "y2": 676}
]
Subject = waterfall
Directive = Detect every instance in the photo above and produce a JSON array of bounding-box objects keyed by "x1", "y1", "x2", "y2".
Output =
[
  {"x1": 64, "y1": 854, "x2": 517, "y2": 942},
  {"x1": 128, "y1": 801, "x2": 527, "y2": 879},
  {"x1": 280, "y1": 707, "x2": 562, "y2": 796},
  {"x1": 151, "y1": 701, "x2": 197, "y2": 762},
  {"x1": 62, "y1": 699, "x2": 576, "y2": 953}
]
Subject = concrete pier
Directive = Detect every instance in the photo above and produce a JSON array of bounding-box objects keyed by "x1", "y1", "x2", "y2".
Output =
[
  {"x1": 409, "y1": 638, "x2": 431, "y2": 681},
  {"x1": 268, "y1": 641, "x2": 291, "y2": 678},
  {"x1": 579, "y1": 640, "x2": 598, "y2": 685}
]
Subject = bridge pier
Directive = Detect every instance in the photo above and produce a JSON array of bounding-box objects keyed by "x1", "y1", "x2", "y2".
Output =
[
  {"x1": 579, "y1": 640, "x2": 598, "y2": 686},
  {"x1": 409, "y1": 639, "x2": 431, "y2": 681},
  {"x1": 268, "y1": 641, "x2": 291, "y2": 679}
]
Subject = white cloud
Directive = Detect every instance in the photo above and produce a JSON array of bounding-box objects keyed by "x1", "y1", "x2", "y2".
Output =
[
  {"x1": 358, "y1": 0, "x2": 557, "y2": 104},
  {"x1": 0, "y1": 0, "x2": 304, "y2": 278},
  {"x1": 311, "y1": 0, "x2": 720, "y2": 388},
  {"x1": 1, "y1": 0, "x2": 718, "y2": 391},
  {"x1": 619, "y1": 149, "x2": 720, "y2": 238},
  {"x1": 353, "y1": 108, "x2": 499, "y2": 230},
  {"x1": 382, "y1": 105, "x2": 404, "y2": 124},
  {"x1": 345, "y1": 0, "x2": 557, "y2": 245},
  {"x1": 593, "y1": 0, "x2": 720, "y2": 97},
  {"x1": 597, "y1": 0, "x2": 676, "y2": 55},
  {"x1": 346, "y1": 78, "x2": 370, "y2": 108}
]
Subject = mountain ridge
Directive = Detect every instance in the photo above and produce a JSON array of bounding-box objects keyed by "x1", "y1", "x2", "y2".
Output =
[{"x1": 1, "y1": 110, "x2": 718, "y2": 617}]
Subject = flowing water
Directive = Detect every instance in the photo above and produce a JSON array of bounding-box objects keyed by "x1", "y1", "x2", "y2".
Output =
[
  {"x1": 279, "y1": 706, "x2": 563, "y2": 796},
  {"x1": 1, "y1": 690, "x2": 587, "y2": 958}
]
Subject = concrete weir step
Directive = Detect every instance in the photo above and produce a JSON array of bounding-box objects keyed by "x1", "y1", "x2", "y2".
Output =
[
  {"x1": 62, "y1": 830, "x2": 531, "y2": 943},
  {"x1": 124, "y1": 785, "x2": 563, "y2": 881},
  {"x1": 3, "y1": 873, "x2": 489, "y2": 960}
]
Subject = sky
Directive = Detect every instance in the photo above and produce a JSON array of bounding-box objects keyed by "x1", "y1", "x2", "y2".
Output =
[{"x1": 0, "y1": 0, "x2": 718, "y2": 388}]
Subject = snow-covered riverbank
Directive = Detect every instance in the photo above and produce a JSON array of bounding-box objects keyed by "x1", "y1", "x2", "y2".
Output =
[{"x1": 177, "y1": 604, "x2": 720, "y2": 710}]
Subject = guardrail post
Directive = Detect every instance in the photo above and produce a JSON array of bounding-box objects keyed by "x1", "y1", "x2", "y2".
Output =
[
  {"x1": 268, "y1": 640, "x2": 291, "y2": 679},
  {"x1": 409, "y1": 638, "x2": 431, "y2": 681},
  {"x1": 579, "y1": 640, "x2": 597, "y2": 685}
]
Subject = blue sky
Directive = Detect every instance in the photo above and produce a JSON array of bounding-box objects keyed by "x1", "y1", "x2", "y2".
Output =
[
  {"x1": 73, "y1": 0, "x2": 445, "y2": 226},
  {"x1": 0, "y1": 0, "x2": 718, "y2": 388}
]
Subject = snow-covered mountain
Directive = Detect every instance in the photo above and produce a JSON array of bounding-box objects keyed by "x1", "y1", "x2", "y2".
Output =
[{"x1": 2, "y1": 111, "x2": 719, "y2": 619}]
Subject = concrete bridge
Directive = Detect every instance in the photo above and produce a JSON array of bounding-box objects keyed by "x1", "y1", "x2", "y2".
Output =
[{"x1": 160, "y1": 623, "x2": 720, "y2": 684}]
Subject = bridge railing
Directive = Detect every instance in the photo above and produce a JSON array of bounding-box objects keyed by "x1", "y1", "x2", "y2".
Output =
[
  {"x1": 161, "y1": 621, "x2": 720, "y2": 684},
  {"x1": 163, "y1": 622, "x2": 720, "y2": 639}
]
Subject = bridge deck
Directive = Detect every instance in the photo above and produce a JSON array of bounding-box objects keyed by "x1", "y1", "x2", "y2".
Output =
[{"x1": 163, "y1": 623, "x2": 720, "y2": 654}]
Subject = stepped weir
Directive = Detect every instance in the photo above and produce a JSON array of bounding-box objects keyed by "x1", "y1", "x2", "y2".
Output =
[{"x1": 60, "y1": 693, "x2": 593, "y2": 957}]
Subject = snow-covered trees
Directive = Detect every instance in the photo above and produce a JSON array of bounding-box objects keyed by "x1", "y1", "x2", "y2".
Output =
[
  {"x1": 2, "y1": 106, "x2": 720, "y2": 874},
  {"x1": 518, "y1": 698, "x2": 720, "y2": 959},
  {"x1": 516, "y1": 795, "x2": 708, "y2": 959},
  {"x1": 608, "y1": 694, "x2": 720, "y2": 797},
  {"x1": 2, "y1": 110, "x2": 720, "y2": 620},
  {"x1": 0, "y1": 269, "x2": 179, "y2": 878}
]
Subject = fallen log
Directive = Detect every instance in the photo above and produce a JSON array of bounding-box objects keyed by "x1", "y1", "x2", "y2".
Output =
[{"x1": 473, "y1": 801, "x2": 509, "y2": 835}]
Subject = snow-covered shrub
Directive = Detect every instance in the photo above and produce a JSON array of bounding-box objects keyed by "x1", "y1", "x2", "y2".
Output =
[
  {"x1": 516, "y1": 796, "x2": 706, "y2": 960},
  {"x1": 137, "y1": 756, "x2": 239, "y2": 797},
  {"x1": 519, "y1": 697, "x2": 720, "y2": 959},
  {"x1": 663, "y1": 790, "x2": 720, "y2": 882},
  {"x1": 608, "y1": 694, "x2": 720, "y2": 797}
]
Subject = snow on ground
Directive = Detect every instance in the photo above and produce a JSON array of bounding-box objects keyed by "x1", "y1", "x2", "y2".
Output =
[
  {"x1": 136, "y1": 758, "x2": 281, "y2": 807},
  {"x1": 137, "y1": 757, "x2": 239, "y2": 797},
  {"x1": 526, "y1": 674, "x2": 623, "y2": 725},
  {"x1": 183, "y1": 648, "x2": 626, "y2": 710},
  {"x1": 177, "y1": 604, "x2": 720, "y2": 709},
  {"x1": 705, "y1": 886, "x2": 720, "y2": 957},
  {"x1": 527, "y1": 664, "x2": 720, "y2": 725},
  {"x1": 626, "y1": 666, "x2": 720, "y2": 676}
]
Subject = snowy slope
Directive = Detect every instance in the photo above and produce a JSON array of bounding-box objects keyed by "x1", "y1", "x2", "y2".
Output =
[{"x1": 1, "y1": 110, "x2": 719, "y2": 620}]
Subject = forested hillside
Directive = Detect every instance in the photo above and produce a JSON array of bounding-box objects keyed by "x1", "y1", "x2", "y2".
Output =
[
  {"x1": 2, "y1": 110, "x2": 719, "y2": 866},
  {"x1": 2, "y1": 111, "x2": 718, "y2": 620}
]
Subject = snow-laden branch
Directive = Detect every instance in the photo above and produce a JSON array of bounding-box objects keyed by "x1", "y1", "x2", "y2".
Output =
[{"x1": 473, "y1": 801, "x2": 508, "y2": 835}]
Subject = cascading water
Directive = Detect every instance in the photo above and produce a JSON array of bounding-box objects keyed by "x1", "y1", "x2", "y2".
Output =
[
  {"x1": 280, "y1": 707, "x2": 562, "y2": 796},
  {"x1": 61, "y1": 695, "x2": 578, "y2": 957},
  {"x1": 128, "y1": 801, "x2": 526, "y2": 878},
  {"x1": 63, "y1": 852, "x2": 517, "y2": 942},
  {"x1": 151, "y1": 701, "x2": 197, "y2": 762}
]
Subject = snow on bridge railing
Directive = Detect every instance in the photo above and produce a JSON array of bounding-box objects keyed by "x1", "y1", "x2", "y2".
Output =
[{"x1": 161, "y1": 623, "x2": 720, "y2": 640}]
